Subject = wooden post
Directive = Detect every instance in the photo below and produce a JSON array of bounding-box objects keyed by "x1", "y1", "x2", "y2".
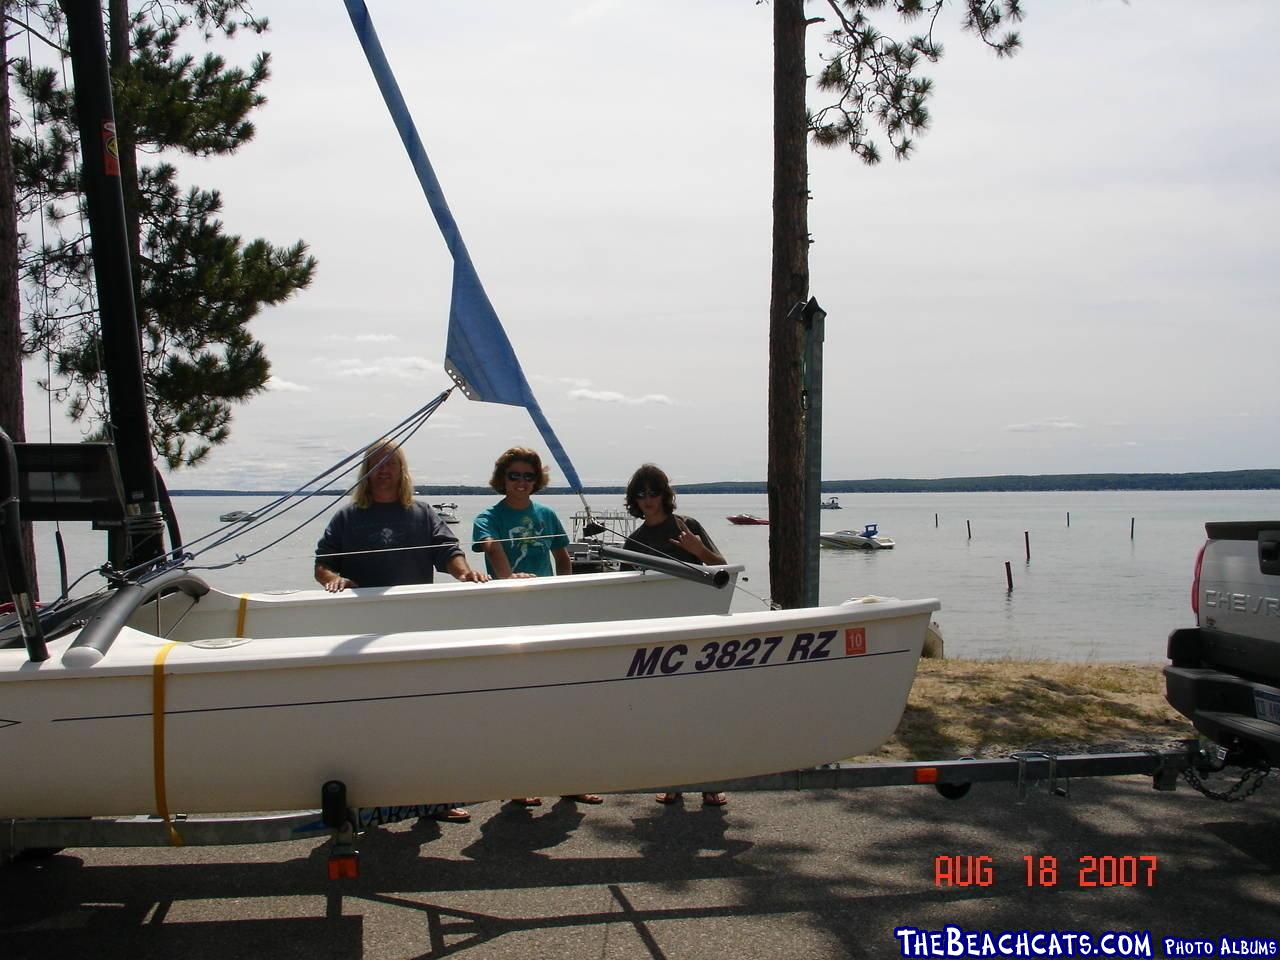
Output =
[
  {"x1": 966, "y1": 520, "x2": 972, "y2": 540},
  {"x1": 1005, "y1": 560, "x2": 1013, "y2": 592},
  {"x1": 1025, "y1": 531, "x2": 1030, "y2": 562},
  {"x1": 935, "y1": 512, "x2": 938, "y2": 528},
  {"x1": 1066, "y1": 511, "x2": 1070, "y2": 527},
  {"x1": 1130, "y1": 517, "x2": 1135, "y2": 539}
]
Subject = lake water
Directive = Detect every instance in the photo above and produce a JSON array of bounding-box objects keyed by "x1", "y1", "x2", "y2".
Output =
[{"x1": 29, "y1": 490, "x2": 1280, "y2": 663}]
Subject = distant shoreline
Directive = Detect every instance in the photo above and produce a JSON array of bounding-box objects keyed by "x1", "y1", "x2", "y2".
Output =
[{"x1": 169, "y1": 468, "x2": 1280, "y2": 496}]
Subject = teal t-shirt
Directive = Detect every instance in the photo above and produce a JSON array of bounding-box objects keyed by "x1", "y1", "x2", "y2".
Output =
[{"x1": 472, "y1": 500, "x2": 570, "y2": 577}]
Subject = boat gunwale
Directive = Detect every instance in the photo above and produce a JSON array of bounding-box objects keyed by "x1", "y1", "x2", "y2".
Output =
[
  {"x1": 226, "y1": 563, "x2": 746, "y2": 605},
  {"x1": 1, "y1": 598, "x2": 941, "y2": 679}
]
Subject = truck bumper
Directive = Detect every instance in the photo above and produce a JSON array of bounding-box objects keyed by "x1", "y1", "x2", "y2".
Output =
[{"x1": 1165, "y1": 628, "x2": 1280, "y2": 765}]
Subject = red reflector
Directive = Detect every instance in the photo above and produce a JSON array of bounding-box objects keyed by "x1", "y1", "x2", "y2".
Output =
[
  {"x1": 915, "y1": 768, "x2": 940, "y2": 784},
  {"x1": 327, "y1": 854, "x2": 359, "y2": 880}
]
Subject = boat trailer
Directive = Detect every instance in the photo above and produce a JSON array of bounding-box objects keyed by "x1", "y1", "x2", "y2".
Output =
[{"x1": 4, "y1": 741, "x2": 1233, "y2": 878}]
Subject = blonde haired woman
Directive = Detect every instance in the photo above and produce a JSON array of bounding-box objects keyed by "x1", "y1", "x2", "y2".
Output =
[{"x1": 314, "y1": 440, "x2": 488, "y2": 592}]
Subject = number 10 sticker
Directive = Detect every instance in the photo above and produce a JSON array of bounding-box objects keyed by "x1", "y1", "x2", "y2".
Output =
[{"x1": 845, "y1": 628, "x2": 866, "y2": 656}]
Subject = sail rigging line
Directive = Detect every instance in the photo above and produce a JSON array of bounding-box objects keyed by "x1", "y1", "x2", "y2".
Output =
[
  {"x1": 180, "y1": 395, "x2": 443, "y2": 559},
  {"x1": 23, "y1": 387, "x2": 454, "y2": 607},
  {"x1": 316, "y1": 528, "x2": 570, "y2": 565},
  {"x1": 342, "y1": 0, "x2": 592, "y2": 523},
  {"x1": 177, "y1": 389, "x2": 456, "y2": 576},
  {"x1": 52, "y1": 386, "x2": 455, "y2": 599}
]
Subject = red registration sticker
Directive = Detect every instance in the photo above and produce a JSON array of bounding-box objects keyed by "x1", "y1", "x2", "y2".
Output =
[{"x1": 845, "y1": 627, "x2": 866, "y2": 656}]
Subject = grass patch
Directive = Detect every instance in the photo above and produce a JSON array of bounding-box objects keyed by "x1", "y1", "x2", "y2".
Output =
[{"x1": 867, "y1": 659, "x2": 1195, "y2": 762}]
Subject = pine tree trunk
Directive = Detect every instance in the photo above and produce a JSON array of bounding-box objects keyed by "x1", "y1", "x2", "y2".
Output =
[
  {"x1": 0, "y1": 10, "x2": 39, "y2": 601},
  {"x1": 768, "y1": 0, "x2": 810, "y2": 609},
  {"x1": 108, "y1": 0, "x2": 143, "y2": 307}
]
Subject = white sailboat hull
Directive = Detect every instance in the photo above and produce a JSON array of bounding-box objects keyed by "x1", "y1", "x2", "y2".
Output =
[{"x1": 0, "y1": 592, "x2": 937, "y2": 817}]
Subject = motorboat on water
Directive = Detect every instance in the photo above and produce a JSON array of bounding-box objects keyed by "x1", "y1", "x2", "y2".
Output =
[
  {"x1": 726, "y1": 514, "x2": 770, "y2": 525},
  {"x1": 431, "y1": 502, "x2": 460, "y2": 523},
  {"x1": 218, "y1": 509, "x2": 256, "y2": 523},
  {"x1": 0, "y1": 1, "x2": 940, "y2": 824},
  {"x1": 820, "y1": 523, "x2": 896, "y2": 550},
  {"x1": 820, "y1": 496, "x2": 842, "y2": 510}
]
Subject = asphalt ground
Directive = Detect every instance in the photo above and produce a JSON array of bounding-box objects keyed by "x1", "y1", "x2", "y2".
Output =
[{"x1": 1, "y1": 775, "x2": 1277, "y2": 959}]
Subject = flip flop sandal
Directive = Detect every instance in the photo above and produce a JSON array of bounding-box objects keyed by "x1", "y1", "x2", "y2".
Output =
[
  {"x1": 564, "y1": 794, "x2": 604, "y2": 804},
  {"x1": 655, "y1": 792, "x2": 683, "y2": 804},
  {"x1": 702, "y1": 792, "x2": 728, "y2": 807},
  {"x1": 432, "y1": 808, "x2": 472, "y2": 823},
  {"x1": 510, "y1": 797, "x2": 543, "y2": 807}
]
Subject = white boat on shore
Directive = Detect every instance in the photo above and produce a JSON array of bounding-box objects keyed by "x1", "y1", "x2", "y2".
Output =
[
  {"x1": 1, "y1": 577, "x2": 936, "y2": 817},
  {"x1": 820, "y1": 523, "x2": 896, "y2": 550}
]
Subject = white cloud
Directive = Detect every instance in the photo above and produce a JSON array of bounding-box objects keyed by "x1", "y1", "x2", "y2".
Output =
[
  {"x1": 334, "y1": 356, "x2": 444, "y2": 380},
  {"x1": 266, "y1": 377, "x2": 311, "y2": 392},
  {"x1": 533, "y1": 374, "x2": 593, "y2": 389},
  {"x1": 1003, "y1": 417, "x2": 1083, "y2": 433},
  {"x1": 325, "y1": 333, "x2": 400, "y2": 344},
  {"x1": 569, "y1": 388, "x2": 675, "y2": 405}
]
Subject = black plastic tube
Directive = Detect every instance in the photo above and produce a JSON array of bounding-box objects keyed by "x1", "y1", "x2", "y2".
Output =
[{"x1": 599, "y1": 544, "x2": 729, "y2": 589}]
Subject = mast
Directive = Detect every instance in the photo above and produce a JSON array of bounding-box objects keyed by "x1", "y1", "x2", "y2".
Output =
[{"x1": 60, "y1": 0, "x2": 165, "y2": 571}]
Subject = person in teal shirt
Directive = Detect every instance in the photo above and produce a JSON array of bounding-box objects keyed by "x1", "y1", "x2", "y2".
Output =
[
  {"x1": 472, "y1": 446, "x2": 571, "y2": 578},
  {"x1": 472, "y1": 446, "x2": 600, "y2": 809}
]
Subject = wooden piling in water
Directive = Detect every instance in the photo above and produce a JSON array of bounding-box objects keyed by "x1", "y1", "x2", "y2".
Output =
[
  {"x1": 935, "y1": 513, "x2": 938, "y2": 528},
  {"x1": 1066, "y1": 511, "x2": 1070, "y2": 527},
  {"x1": 966, "y1": 520, "x2": 972, "y2": 540},
  {"x1": 1131, "y1": 517, "x2": 1135, "y2": 539},
  {"x1": 1025, "y1": 531, "x2": 1030, "y2": 562},
  {"x1": 1005, "y1": 560, "x2": 1013, "y2": 592}
]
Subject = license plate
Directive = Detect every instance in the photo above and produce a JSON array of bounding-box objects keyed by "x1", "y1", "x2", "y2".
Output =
[{"x1": 1254, "y1": 689, "x2": 1280, "y2": 724}]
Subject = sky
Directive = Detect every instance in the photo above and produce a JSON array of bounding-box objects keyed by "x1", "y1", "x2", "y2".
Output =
[{"x1": 18, "y1": 0, "x2": 1280, "y2": 490}]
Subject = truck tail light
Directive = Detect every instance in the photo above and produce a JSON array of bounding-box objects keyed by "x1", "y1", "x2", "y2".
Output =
[{"x1": 1191, "y1": 541, "x2": 1206, "y2": 623}]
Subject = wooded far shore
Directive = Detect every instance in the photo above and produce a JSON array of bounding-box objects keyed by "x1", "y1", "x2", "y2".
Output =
[{"x1": 170, "y1": 468, "x2": 1280, "y2": 497}]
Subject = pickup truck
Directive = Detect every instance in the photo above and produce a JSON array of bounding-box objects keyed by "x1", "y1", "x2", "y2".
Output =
[{"x1": 1165, "y1": 521, "x2": 1280, "y2": 767}]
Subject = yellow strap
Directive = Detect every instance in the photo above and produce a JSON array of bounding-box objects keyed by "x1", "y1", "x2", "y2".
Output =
[
  {"x1": 152, "y1": 641, "x2": 184, "y2": 847},
  {"x1": 235, "y1": 594, "x2": 249, "y2": 638}
]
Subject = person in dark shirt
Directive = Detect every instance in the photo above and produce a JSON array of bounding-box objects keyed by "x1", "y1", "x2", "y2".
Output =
[
  {"x1": 314, "y1": 440, "x2": 489, "y2": 592},
  {"x1": 313, "y1": 439, "x2": 487, "y2": 825},
  {"x1": 623, "y1": 463, "x2": 725, "y2": 567},
  {"x1": 623, "y1": 463, "x2": 728, "y2": 808}
]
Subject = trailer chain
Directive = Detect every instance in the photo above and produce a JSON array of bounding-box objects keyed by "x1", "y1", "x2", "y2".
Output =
[{"x1": 1183, "y1": 762, "x2": 1270, "y2": 802}]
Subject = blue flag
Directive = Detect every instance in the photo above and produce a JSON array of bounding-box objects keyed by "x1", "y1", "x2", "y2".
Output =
[{"x1": 344, "y1": 0, "x2": 584, "y2": 493}]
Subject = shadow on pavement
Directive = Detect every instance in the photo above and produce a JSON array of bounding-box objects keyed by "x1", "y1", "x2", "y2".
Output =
[{"x1": 1, "y1": 780, "x2": 1277, "y2": 959}]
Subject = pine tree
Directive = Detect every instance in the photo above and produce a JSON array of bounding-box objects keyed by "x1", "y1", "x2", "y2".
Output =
[
  {"x1": 0, "y1": 2, "x2": 37, "y2": 602},
  {"x1": 12, "y1": 0, "x2": 315, "y2": 470},
  {"x1": 769, "y1": 0, "x2": 1022, "y2": 608}
]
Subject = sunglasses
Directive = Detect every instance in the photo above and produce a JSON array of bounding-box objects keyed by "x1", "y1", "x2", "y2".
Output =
[
  {"x1": 634, "y1": 489, "x2": 661, "y2": 499},
  {"x1": 507, "y1": 470, "x2": 538, "y2": 483}
]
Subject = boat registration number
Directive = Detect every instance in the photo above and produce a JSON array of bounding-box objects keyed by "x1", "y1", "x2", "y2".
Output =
[
  {"x1": 625, "y1": 629, "x2": 858, "y2": 678},
  {"x1": 1254, "y1": 689, "x2": 1280, "y2": 724}
]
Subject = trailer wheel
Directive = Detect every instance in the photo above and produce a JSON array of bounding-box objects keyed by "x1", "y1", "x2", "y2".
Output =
[{"x1": 936, "y1": 782, "x2": 971, "y2": 800}]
